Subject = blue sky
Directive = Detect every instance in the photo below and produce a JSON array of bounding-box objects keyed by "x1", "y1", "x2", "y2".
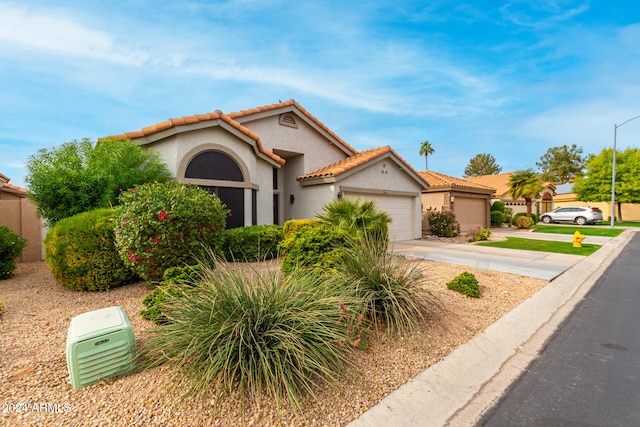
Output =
[{"x1": 1, "y1": 0, "x2": 639, "y2": 189}]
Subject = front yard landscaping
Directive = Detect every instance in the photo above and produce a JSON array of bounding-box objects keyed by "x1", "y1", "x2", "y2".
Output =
[{"x1": 477, "y1": 236, "x2": 601, "y2": 256}]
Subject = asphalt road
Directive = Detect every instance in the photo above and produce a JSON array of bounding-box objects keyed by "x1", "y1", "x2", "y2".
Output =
[{"x1": 478, "y1": 232, "x2": 640, "y2": 427}]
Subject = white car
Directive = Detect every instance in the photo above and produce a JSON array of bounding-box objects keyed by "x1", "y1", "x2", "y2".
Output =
[{"x1": 540, "y1": 206, "x2": 604, "y2": 225}]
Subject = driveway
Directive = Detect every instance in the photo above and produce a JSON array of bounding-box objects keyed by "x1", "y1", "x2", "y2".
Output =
[{"x1": 393, "y1": 229, "x2": 612, "y2": 281}]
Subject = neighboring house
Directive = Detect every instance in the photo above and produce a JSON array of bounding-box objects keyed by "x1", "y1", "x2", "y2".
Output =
[
  {"x1": 553, "y1": 183, "x2": 640, "y2": 221},
  {"x1": 109, "y1": 100, "x2": 428, "y2": 241},
  {"x1": 466, "y1": 172, "x2": 555, "y2": 216},
  {"x1": 0, "y1": 173, "x2": 43, "y2": 262},
  {"x1": 418, "y1": 170, "x2": 494, "y2": 232}
]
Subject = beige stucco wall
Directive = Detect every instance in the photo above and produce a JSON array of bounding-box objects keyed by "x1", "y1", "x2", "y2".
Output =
[{"x1": 240, "y1": 115, "x2": 349, "y2": 173}]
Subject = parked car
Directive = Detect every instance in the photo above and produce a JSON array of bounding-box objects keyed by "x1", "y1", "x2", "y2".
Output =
[{"x1": 540, "y1": 206, "x2": 603, "y2": 225}]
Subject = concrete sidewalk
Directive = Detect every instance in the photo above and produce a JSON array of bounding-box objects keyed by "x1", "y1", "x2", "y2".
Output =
[{"x1": 348, "y1": 229, "x2": 635, "y2": 427}]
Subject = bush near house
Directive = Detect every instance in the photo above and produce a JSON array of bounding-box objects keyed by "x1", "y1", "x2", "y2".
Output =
[
  {"x1": 466, "y1": 226, "x2": 492, "y2": 242},
  {"x1": 279, "y1": 223, "x2": 350, "y2": 275},
  {"x1": 490, "y1": 200, "x2": 505, "y2": 213},
  {"x1": 219, "y1": 225, "x2": 283, "y2": 262},
  {"x1": 513, "y1": 212, "x2": 540, "y2": 224},
  {"x1": 427, "y1": 210, "x2": 461, "y2": 237},
  {"x1": 490, "y1": 210, "x2": 506, "y2": 226},
  {"x1": 447, "y1": 272, "x2": 480, "y2": 298},
  {"x1": 114, "y1": 181, "x2": 228, "y2": 283},
  {"x1": 315, "y1": 198, "x2": 390, "y2": 242},
  {"x1": 0, "y1": 225, "x2": 27, "y2": 280},
  {"x1": 282, "y1": 219, "x2": 324, "y2": 240},
  {"x1": 44, "y1": 208, "x2": 137, "y2": 291},
  {"x1": 514, "y1": 215, "x2": 535, "y2": 229}
]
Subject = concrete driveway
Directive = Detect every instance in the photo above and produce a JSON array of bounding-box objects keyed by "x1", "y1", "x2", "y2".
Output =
[{"x1": 393, "y1": 228, "x2": 607, "y2": 281}]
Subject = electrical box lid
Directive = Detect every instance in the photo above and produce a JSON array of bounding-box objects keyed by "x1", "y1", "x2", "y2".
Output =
[{"x1": 68, "y1": 306, "x2": 126, "y2": 339}]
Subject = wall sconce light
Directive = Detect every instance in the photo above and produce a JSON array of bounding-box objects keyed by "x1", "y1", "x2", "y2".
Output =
[
  {"x1": 337, "y1": 191, "x2": 343, "y2": 200},
  {"x1": 290, "y1": 194, "x2": 295, "y2": 204}
]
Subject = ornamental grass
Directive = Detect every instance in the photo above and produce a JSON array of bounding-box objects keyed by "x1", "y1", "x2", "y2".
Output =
[{"x1": 137, "y1": 251, "x2": 362, "y2": 415}]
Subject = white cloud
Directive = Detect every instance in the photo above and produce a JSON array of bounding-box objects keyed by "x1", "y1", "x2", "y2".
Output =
[{"x1": 0, "y1": 3, "x2": 145, "y2": 65}]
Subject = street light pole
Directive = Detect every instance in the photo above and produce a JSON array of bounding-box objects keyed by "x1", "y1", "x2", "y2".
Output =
[{"x1": 611, "y1": 115, "x2": 640, "y2": 228}]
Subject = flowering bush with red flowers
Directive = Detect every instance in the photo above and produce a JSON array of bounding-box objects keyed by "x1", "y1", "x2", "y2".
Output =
[{"x1": 114, "y1": 181, "x2": 228, "y2": 282}]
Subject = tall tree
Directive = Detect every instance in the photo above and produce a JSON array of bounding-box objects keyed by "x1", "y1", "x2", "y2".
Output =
[
  {"x1": 508, "y1": 169, "x2": 544, "y2": 217},
  {"x1": 26, "y1": 138, "x2": 171, "y2": 225},
  {"x1": 573, "y1": 147, "x2": 640, "y2": 221},
  {"x1": 419, "y1": 140, "x2": 435, "y2": 170},
  {"x1": 535, "y1": 144, "x2": 586, "y2": 184},
  {"x1": 464, "y1": 153, "x2": 502, "y2": 177}
]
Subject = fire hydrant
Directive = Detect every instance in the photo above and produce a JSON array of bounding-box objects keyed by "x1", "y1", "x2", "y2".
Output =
[{"x1": 573, "y1": 230, "x2": 585, "y2": 248}]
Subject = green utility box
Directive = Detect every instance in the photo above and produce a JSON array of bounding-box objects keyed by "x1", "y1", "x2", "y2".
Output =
[{"x1": 66, "y1": 306, "x2": 136, "y2": 390}]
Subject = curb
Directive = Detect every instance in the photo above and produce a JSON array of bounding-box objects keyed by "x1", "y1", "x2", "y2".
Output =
[{"x1": 347, "y1": 229, "x2": 635, "y2": 427}]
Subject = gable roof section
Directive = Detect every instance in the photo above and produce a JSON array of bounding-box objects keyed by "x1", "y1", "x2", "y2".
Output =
[
  {"x1": 297, "y1": 146, "x2": 428, "y2": 189},
  {"x1": 228, "y1": 99, "x2": 358, "y2": 156},
  {"x1": 106, "y1": 110, "x2": 285, "y2": 166},
  {"x1": 418, "y1": 170, "x2": 494, "y2": 194},
  {"x1": 467, "y1": 172, "x2": 556, "y2": 198},
  {"x1": 0, "y1": 173, "x2": 28, "y2": 196}
]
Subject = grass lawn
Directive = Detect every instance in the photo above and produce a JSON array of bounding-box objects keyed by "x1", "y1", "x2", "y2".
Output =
[
  {"x1": 477, "y1": 237, "x2": 601, "y2": 256},
  {"x1": 610, "y1": 221, "x2": 640, "y2": 227},
  {"x1": 532, "y1": 224, "x2": 623, "y2": 237}
]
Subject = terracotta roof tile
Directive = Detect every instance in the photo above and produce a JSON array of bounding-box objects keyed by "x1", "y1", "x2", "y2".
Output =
[
  {"x1": 0, "y1": 174, "x2": 28, "y2": 195},
  {"x1": 418, "y1": 170, "x2": 495, "y2": 192},
  {"x1": 229, "y1": 99, "x2": 358, "y2": 155},
  {"x1": 106, "y1": 110, "x2": 285, "y2": 166},
  {"x1": 466, "y1": 172, "x2": 513, "y2": 197},
  {"x1": 297, "y1": 146, "x2": 425, "y2": 185}
]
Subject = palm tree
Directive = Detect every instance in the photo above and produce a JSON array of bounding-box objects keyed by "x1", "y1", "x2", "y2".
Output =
[
  {"x1": 315, "y1": 197, "x2": 391, "y2": 241},
  {"x1": 419, "y1": 140, "x2": 435, "y2": 170},
  {"x1": 508, "y1": 169, "x2": 544, "y2": 217}
]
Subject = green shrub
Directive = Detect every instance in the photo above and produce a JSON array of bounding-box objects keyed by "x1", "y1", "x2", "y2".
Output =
[
  {"x1": 114, "y1": 181, "x2": 228, "y2": 282},
  {"x1": 282, "y1": 219, "x2": 323, "y2": 240},
  {"x1": 531, "y1": 213, "x2": 540, "y2": 224},
  {"x1": 315, "y1": 197, "x2": 390, "y2": 241},
  {"x1": 279, "y1": 223, "x2": 350, "y2": 275},
  {"x1": 490, "y1": 200, "x2": 505, "y2": 213},
  {"x1": 220, "y1": 225, "x2": 283, "y2": 261},
  {"x1": 514, "y1": 216, "x2": 535, "y2": 229},
  {"x1": 447, "y1": 272, "x2": 480, "y2": 298},
  {"x1": 138, "y1": 255, "x2": 359, "y2": 415},
  {"x1": 427, "y1": 210, "x2": 461, "y2": 237},
  {"x1": 44, "y1": 208, "x2": 137, "y2": 291},
  {"x1": 140, "y1": 264, "x2": 202, "y2": 324},
  {"x1": 334, "y1": 233, "x2": 442, "y2": 337},
  {"x1": 466, "y1": 226, "x2": 492, "y2": 242},
  {"x1": 0, "y1": 226, "x2": 27, "y2": 280},
  {"x1": 490, "y1": 210, "x2": 506, "y2": 226}
]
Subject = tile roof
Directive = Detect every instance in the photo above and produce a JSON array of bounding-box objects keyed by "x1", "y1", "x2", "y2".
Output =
[
  {"x1": 228, "y1": 99, "x2": 358, "y2": 155},
  {"x1": 466, "y1": 172, "x2": 556, "y2": 197},
  {"x1": 107, "y1": 109, "x2": 285, "y2": 166},
  {"x1": 105, "y1": 99, "x2": 363, "y2": 167},
  {"x1": 465, "y1": 172, "x2": 513, "y2": 197},
  {"x1": 0, "y1": 173, "x2": 28, "y2": 195},
  {"x1": 297, "y1": 146, "x2": 427, "y2": 189},
  {"x1": 418, "y1": 170, "x2": 495, "y2": 192}
]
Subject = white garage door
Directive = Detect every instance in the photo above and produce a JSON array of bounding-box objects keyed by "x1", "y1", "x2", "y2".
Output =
[
  {"x1": 454, "y1": 197, "x2": 487, "y2": 232},
  {"x1": 344, "y1": 192, "x2": 414, "y2": 242}
]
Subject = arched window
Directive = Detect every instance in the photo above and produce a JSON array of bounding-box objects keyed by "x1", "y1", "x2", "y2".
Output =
[{"x1": 185, "y1": 150, "x2": 243, "y2": 181}]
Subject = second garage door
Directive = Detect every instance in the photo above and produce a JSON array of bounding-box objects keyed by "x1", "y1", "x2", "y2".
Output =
[{"x1": 454, "y1": 197, "x2": 487, "y2": 232}]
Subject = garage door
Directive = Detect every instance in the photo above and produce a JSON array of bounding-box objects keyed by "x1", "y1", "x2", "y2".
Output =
[
  {"x1": 344, "y1": 192, "x2": 414, "y2": 242},
  {"x1": 454, "y1": 197, "x2": 487, "y2": 232}
]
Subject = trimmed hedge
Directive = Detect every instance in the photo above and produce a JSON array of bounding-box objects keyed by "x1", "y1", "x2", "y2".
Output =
[
  {"x1": 279, "y1": 223, "x2": 350, "y2": 275},
  {"x1": 283, "y1": 219, "x2": 324, "y2": 240},
  {"x1": 44, "y1": 208, "x2": 137, "y2": 291},
  {"x1": 220, "y1": 225, "x2": 283, "y2": 261}
]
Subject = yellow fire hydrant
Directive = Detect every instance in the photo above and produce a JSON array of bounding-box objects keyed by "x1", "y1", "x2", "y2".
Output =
[{"x1": 573, "y1": 230, "x2": 585, "y2": 248}]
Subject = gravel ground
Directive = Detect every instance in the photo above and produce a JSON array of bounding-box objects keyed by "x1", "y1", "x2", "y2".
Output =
[{"x1": 0, "y1": 254, "x2": 547, "y2": 427}]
